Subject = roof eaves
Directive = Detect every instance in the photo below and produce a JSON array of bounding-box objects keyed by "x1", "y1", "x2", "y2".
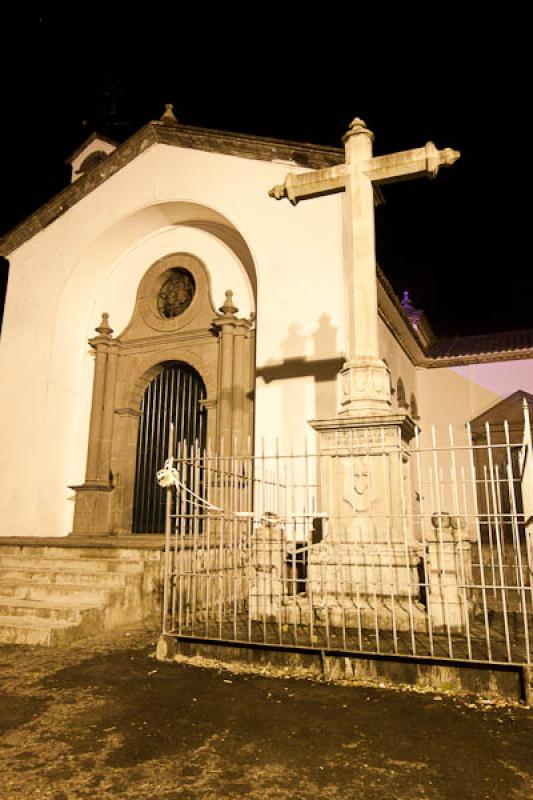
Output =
[
  {"x1": 0, "y1": 123, "x2": 158, "y2": 256},
  {"x1": 425, "y1": 347, "x2": 533, "y2": 367}
]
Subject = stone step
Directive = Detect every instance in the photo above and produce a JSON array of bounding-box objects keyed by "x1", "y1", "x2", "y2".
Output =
[
  {"x1": 0, "y1": 542, "x2": 162, "y2": 646},
  {"x1": 0, "y1": 579, "x2": 115, "y2": 604},
  {"x1": 0, "y1": 613, "x2": 102, "y2": 646},
  {"x1": 0, "y1": 544, "x2": 161, "y2": 561},
  {"x1": 0, "y1": 567, "x2": 134, "y2": 587},
  {"x1": 0, "y1": 555, "x2": 144, "y2": 573},
  {"x1": 0, "y1": 597, "x2": 102, "y2": 623}
]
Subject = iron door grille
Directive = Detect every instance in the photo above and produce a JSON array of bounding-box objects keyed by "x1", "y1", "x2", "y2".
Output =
[{"x1": 132, "y1": 362, "x2": 207, "y2": 533}]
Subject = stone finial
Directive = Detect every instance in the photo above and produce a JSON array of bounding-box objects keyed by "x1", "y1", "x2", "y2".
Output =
[
  {"x1": 95, "y1": 312, "x2": 113, "y2": 337},
  {"x1": 401, "y1": 290, "x2": 424, "y2": 330},
  {"x1": 342, "y1": 117, "x2": 375, "y2": 144},
  {"x1": 401, "y1": 290, "x2": 414, "y2": 313},
  {"x1": 440, "y1": 147, "x2": 461, "y2": 166},
  {"x1": 160, "y1": 103, "x2": 178, "y2": 125},
  {"x1": 425, "y1": 142, "x2": 461, "y2": 178},
  {"x1": 219, "y1": 290, "x2": 238, "y2": 318}
]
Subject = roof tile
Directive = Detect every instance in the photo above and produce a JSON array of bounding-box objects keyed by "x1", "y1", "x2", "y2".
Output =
[{"x1": 427, "y1": 328, "x2": 533, "y2": 358}]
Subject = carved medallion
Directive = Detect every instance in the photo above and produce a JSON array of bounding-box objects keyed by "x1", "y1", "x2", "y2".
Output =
[{"x1": 157, "y1": 269, "x2": 196, "y2": 319}]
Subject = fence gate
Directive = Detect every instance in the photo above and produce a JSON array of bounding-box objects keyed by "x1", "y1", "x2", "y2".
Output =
[{"x1": 132, "y1": 363, "x2": 206, "y2": 533}]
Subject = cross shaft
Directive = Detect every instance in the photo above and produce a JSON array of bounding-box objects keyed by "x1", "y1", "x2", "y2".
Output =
[{"x1": 269, "y1": 118, "x2": 459, "y2": 416}]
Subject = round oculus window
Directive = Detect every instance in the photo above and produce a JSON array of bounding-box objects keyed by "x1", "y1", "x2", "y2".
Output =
[{"x1": 157, "y1": 269, "x2": 196, "y2": 319}]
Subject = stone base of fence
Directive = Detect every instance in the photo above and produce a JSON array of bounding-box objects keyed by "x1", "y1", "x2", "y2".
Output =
[{"x1": 156, "y1": 633, "x2": 530, "y2": 704}]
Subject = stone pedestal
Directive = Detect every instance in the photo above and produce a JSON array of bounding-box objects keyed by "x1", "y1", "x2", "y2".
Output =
[
  {"x1": 249, "y1": 520, "x2": 286, "y2": 621},
  {"x1": 308, "y1": 412, "x2": 426, "y2": 632},
  {"x1": 70, "y1": 481, "x2": 114, "y2": 536},
  {"x1": 425, "y1": 513, "x2": 473, "y2": 631},
  {"x1": 306, "y1": 541, "x2": 424, "y2": 631}
]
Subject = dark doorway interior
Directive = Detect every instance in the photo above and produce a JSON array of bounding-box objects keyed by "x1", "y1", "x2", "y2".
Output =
[{"x1": 132, "y1": 362, "x2": 207, "y2": 533}]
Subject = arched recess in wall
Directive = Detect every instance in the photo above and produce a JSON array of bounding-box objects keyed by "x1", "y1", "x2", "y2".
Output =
[
  {"x1": 49, "y1": 201, "x2": 258, "y2": 393},
  {"x1": 396, "y1": 377, "x2": 408, "y2": 410},
  {"x1": 49, "y1": 202, "x2": 258, "y2": 522}
]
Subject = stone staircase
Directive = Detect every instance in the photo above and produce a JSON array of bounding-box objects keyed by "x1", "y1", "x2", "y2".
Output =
[{"x1": 0, "y1": 540, "x2": 164, "y2": 645}]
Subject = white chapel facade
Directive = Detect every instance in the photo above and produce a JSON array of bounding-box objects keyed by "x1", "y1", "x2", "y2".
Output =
[{"x1": 1, "y1": 109, "x2": 532, "y2": 539}]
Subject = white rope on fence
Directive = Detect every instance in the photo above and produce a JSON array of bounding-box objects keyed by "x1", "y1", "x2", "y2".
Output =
[
  {"x1": 156, "y1": 459, "x2": 327, "y2": 523},
  {"x1": 156, "y1": 459, "x2": 254, "y2": 518}
]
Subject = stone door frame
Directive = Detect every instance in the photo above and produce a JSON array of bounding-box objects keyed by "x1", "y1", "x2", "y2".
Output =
[{"x1": 71, "y1": 252, "x2": 254, "y2": 537}]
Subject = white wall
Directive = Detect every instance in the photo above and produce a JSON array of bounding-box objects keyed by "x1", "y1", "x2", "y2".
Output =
[
  {"x1": 0, "y1": 143, "x2": 344, "y2": 535},
  {"x1": 417, "y1": 358, "x2": 533, "y2": 447}
]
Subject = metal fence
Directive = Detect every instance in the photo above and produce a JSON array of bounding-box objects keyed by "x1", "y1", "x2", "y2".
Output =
[{"x1": 159, "y1": 404, "x2": 533, "y2": 668}]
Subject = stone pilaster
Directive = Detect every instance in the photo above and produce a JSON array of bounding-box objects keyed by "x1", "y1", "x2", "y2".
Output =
[
  {"x1": 97, "y1": 341, "x2": 119, "y2": 481},
  {"x1": 212, "y1": 290, "x2": 253, "y2": 455},
  {"x1": 85, "y1": 314, "x2": 113, "y2": 481},
  {"x1": 231, "y1": 325, "x2": 247, "y2": 454},
  {"x1": 244, "y1": 321, "x2": 256, "y2": 451},
  {"x1": 71, "y1": 313, "x2": 117, "y2": 537}
]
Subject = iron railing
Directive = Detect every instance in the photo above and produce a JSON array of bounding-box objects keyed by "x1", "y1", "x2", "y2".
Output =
[{"x1": 160, "y1": 404, "x2": 533, "y2": 667}]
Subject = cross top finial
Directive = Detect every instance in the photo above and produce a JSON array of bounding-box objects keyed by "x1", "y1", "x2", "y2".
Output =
[{"x1": 342, "y1": 117, "x2": 374, "y2": 144}]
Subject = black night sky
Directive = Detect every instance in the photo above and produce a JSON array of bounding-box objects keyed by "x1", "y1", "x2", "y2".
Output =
[{"x1": 1, "y1": 13, "x2": 530, "y2": 339}]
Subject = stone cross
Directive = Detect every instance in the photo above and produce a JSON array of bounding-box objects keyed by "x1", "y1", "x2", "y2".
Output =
[{"x1": 269, "y1": 118, "x2": 459, "y2": 416}]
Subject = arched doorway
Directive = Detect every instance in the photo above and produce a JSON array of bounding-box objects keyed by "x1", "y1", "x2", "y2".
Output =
[
  {"x1": 132, "y1": 362, "x2": 207, "y2": 533},
  {"x1": 71, "y1": 252, "x2": 255, "y2": 538}
]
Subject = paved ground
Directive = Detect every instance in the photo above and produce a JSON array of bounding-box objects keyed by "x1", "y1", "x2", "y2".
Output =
[{"x1": 1, "y1": 627, "x2": 532, "y2": 800}]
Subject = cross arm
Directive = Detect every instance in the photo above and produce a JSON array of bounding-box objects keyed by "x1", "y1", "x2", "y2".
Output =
[
  {"x1": 364, "y1": 142, "x2": 460, "y2": 186},
  {"x1": 268, "y1": 163, "x2": 348, "y2": 205}
]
